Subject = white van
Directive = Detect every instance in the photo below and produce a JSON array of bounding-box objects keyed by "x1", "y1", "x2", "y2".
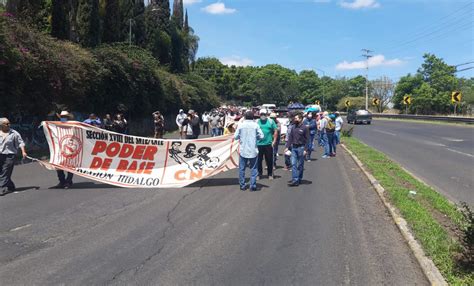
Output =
[{"x1": 260, "y1": 104, "x2": 276, "y2": 115}]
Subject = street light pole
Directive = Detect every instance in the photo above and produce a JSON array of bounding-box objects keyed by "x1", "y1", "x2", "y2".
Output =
[
  {"x1": 315, "y1": 68, "x2": 326, "y2": 109},
  {"x1": 361, "y1": 49, "x2": 373, "y2": 110}
]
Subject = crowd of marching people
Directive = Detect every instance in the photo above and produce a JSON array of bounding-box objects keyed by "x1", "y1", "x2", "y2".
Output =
[
  {"x1": 0, "y1": 104, "x2": 343, "y2": 195},
  {"x1": 172, "y1": 106, "x2": 344, "y2": 190}
]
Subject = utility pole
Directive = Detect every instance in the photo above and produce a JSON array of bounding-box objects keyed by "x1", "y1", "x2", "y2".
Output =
[{"x1": 361, "y1": 49, "x2": 373, "y2": 110}]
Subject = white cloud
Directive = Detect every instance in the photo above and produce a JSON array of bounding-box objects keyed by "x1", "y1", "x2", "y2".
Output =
[
  {"x1": 340, "y1": 0, "x2": 380, "y2": 9},
  {"x1": 335, "y1": 54, "x2": 403, "y2": 70},
  {"x1": 220, "y1": 56, "x2": 253, "y2": 67},
  {"x1": 202, "y1": 2, "x2": 236, "y2": 14},
  {"x1": 183, "y1": 0, "x2": 202, "y2": 5}
]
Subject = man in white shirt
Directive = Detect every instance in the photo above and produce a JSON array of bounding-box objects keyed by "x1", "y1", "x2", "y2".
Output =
[
  {"x1": 318, "y1": 112, "x2": 330, "y2": 158},
  {"x1": 202, "y1": 112, "x2": 210, "y2": 135},
  {"x1": 175, "y1": 109, "x2": 187, "y2": 139}
]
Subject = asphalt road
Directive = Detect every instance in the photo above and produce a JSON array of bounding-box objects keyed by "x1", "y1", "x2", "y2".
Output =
[
  {"x1": 352, "y1": 119, "x2": 474, "y2": 205},
  {"x1": 0, "y1": 148, "x2": 427, "y2": 285}
]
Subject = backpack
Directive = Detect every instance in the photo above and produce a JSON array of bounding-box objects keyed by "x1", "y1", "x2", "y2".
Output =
[{"x1": 326, "y1": 118, "x2": 336, "y2": 132}]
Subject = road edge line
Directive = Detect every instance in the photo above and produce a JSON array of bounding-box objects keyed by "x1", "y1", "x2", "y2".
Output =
[{"x1": 341, "y1": 143, "x2": 448, "y2": 286}]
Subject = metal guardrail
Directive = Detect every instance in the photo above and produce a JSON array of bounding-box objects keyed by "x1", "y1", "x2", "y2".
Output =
[
  {"x1": 369, "y1": 113, "x2": 474, "y2": 124},
  {"x1": 338, "y1": 112, "x2": 474, "y2": 124}
]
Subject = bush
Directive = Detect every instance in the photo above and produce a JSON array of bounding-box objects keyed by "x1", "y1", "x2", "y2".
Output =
[{"x1": 0, "y1": 16, "x2": 219, "y2": 118}]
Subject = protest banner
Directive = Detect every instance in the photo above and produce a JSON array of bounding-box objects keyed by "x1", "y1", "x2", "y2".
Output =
[{"x1": 40, "y1": 121, "x2": 239, "y2": 188}]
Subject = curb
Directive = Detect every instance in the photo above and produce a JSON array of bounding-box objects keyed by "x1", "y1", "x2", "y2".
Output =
[{"x1": 341, "y1": 143, "x2": 447, "y2": 286}]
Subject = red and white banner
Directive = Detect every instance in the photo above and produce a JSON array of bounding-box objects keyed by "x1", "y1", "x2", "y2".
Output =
[{"x1": 41, "y1": 121, "x2": 239, "y2": 188}]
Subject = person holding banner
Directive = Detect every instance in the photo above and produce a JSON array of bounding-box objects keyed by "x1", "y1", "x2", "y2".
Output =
[
  {"x1": 53, "y1": 111, "x2": 74, "y2": 189},
  {"x1": 0, "y1": 118, "x2": 27, "y2": 196},
  {"x1": 234, "y1": 111, "x2": 264, "y2": 191}
]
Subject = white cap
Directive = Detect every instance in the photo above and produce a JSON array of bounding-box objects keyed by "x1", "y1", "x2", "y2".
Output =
[{"x1": 60, "y1": 111, "x2": 71, "y2": 117}]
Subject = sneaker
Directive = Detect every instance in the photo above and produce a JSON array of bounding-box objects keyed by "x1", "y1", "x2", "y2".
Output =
[
  {"x1": 52, "y1": 183, "x2": 65, "y2": 189},
  {"x1": 64, "y1": 183, "x2": 73, "y2": 189},
  {"x1": 269, "y1": 175, "x2": 274, "y2": 180},
  {"x1": 257, "y1": 176, "x2": 261, "y2": 180},
  {"x1": 288, "y1": 181, "x2": 299, "y2": 187},
  {"x1": 322, "y1": 155, "x2": 330, "y2": 159},
  {"x1": 306, "y1": 159, "x2": 311, "y2": 162},
  {"x1": 0, "y1": 188, "x2": 9, "y2": 196},
  {"x1": 250, "y1": 187, "x2": 258, "y2": 192}
]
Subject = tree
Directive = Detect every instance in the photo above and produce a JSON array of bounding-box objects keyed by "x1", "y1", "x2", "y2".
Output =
[
  {"x1": 393, "y1": 74, "x2": 423, "y2": 110},
  {"x1": 51, "y1": 0, "x2": 69, "y2": 39},
  {"x1": 103, "y1": 0, "x2": 121, "y2": 43},
  {"x1": 76, "y1": 0, "x2": 100, "y2": 47},
  {"x1": 371, "y1": 76, "x2": 394, "y2": 113},
  {"x1": 298, "y1": 70, "x2": 321, "y2": 104},
  {"x1": 347, "y1": 75, "x2": 366, "y2": 97},
  {"x1": 132, "y1": 0, "x2": 146, "y2": 46},
  {"x1": 171, "y1": 0, "x2": 183, "y2": 28},
  {"x1": 146, "y1": 1, "x2": 171, "y2": 65},
  {"x1": 418, "y1": 53, "x2": 456, "y2": 92},
  {"x1": 170, "y1": 22, "x2": 185, "y2": 73}
]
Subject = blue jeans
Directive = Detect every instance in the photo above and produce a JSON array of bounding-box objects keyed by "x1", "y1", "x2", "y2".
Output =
[
  {"x1": 327, "y1": 132, "x2": 336, "y2": 154},
  {"x1": 239, "y1": 156, "x2": 258, "y2": 190},
  {"x1": 291, "y1": 146, "x2": 305, "y2": 183},
  {"x1": 211, "y1": 127, "x2": 219, "y2": 137},
  {"x1": 273, "y1": 135, "x2": 280, "y2": 166},
  {"x1": 306, "y1": 133, "x2": 316, "y2": 160},
  {"x1": 317, "y1": 130, "x2": 323, "y2": 147},
  {"x1": 335, "y1": 130, "x2": 341, "y2": 145},
  {"x1": 321, "y1": 133, "x2": 329, "y2": 156}
]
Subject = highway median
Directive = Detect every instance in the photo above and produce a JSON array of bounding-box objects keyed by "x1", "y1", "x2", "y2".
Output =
[{"x1": 342, "y1": 136, "x2": 473, "y2": 285}]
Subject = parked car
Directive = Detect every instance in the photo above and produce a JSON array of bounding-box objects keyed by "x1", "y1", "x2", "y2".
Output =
[{"x1": 347, "y1": 109, "x2": 372, "y2": 124}]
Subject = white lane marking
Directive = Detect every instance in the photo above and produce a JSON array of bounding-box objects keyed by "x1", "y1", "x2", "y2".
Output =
[
  {"x1": 373, "y1": 129, "x2": 396, "y2": 136},
  {"x1": 423, "y1": 141, "x2": 446, "y2": 147},
  {"x1": 441, "y1": 137, "x2": 464, "y2": 142},
  {"x1": 446, "y1": 148, "x2": 474, "y2": 158},
  {"x1": 10, "y1": 224, "x2": 32, "y2": 232}
]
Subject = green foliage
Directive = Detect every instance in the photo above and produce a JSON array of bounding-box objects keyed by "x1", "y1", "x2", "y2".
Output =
[
  {"x1": 76, "y1": 0, "x2": 100, "y2": 47},
  {"x1": 102, "y1": 0, "x2": 121, "y2": 43},
  {"x1": 0, "y1": 17, "x2": 218, "y2": 117},
  {"x1": 51, "y1": 0, "x2": 69, "y2": 39},
  {"x1": 393, "y1": 54, "x2": 469, "y2": 115},
  {"x1": 298, "y1": 70, "x2": 321, "y2": 104},
  {"x1": 337, "y1": 97, "x2": 366, "y2": 111},
  {"x1": 171, "y1": 0, "x2": 183, "y2": 28}
]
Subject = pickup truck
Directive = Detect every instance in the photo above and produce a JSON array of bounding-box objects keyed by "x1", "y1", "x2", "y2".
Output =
[{"x1": 347, "y1": 109, "x2": 372, "y2": 124}]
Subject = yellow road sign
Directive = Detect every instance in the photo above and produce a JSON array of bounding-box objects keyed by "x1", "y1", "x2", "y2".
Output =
[
  {"x1": 403, "y1": 95, "x2": 411, "y2": 105},
  {"x1": 451, "y1": 91, "x2": 462, "y2": 103},
  {"x1": 372, "y1": 98, "x2": 380, "y2": 106},
  {"x1": 345, "y1": 100, "x2": 351, "y2": 107}
]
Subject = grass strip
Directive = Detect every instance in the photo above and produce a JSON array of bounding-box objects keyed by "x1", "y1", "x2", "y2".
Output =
[
  {"x1": 343, "y1": 136, "x2": 473, "y2": 285},
  {"x1": 375, "y1": 117, "x2": 474, "y2": 127}
]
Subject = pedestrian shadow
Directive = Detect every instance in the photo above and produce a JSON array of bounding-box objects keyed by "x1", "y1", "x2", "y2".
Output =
[
  {"x1": 10, "y1": 186, "x2": 40, "y2": 193},
  {"x1": 189, "y1": 178, "x2": 269, "y2": 190},
  {"x1": 299, "y1": 180, "x2": 312, "y2": 185},
  {"x1": 53, "y1": 182, "x2": 119, "y2": 189}
]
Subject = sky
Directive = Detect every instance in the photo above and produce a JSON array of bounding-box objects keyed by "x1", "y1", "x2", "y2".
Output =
[{"x1": 179, "y1": 0, "x2": 473, "y2": 81}]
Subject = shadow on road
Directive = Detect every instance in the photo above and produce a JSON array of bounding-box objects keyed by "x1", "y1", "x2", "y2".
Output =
[{"x1": 63, "y1": 182, "x2": 119, "y2": 189}]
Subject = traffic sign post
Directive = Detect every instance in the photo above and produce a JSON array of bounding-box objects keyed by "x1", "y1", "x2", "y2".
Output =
[
  {"x1": 372, "y1": 98, "x2": 380, "y2": 112},
  {"x1": 345, "y1": 100, "x2": 351, "y2": 113},
  {"x1": 403, "y1": 95, "x2": 411, "y2": 114},
  {"x1": 451, "y1": 91, "x2": 462, "y2": 116}
]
